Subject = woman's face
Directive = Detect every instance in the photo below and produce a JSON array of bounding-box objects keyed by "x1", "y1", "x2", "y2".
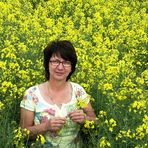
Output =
[{"x1": 48, "y1": 54, "x2": 72, "y2": 81}]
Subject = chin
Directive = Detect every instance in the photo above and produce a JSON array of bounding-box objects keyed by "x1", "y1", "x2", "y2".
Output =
[{"x1": 54, "y1": 76, "x2": 67, "y2": 81}]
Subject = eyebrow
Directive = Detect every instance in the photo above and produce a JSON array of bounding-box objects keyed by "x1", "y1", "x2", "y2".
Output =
[
  {"x1": 50, "y1": 58, "x2": 64, "y2": 61},
  {"x1": 51, "y1": 55, "x2": 69, "y2": 61}
]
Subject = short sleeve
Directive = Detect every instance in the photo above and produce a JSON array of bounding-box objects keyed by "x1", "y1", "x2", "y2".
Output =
[
  {"x1": 72, "y1": 82, "x2": 90, "y2": 108},
  {"x1": 20, "y1": 87, "x2": 37, "y2": 111}
]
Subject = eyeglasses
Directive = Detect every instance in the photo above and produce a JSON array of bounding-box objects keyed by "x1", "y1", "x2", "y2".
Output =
[{"x1": 50, "y1": 60, "x2": 71, "y2": 67}]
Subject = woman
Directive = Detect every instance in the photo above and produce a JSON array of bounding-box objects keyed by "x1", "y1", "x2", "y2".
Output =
[{"x1": 20, "y1": 40, "x2": 96, "y2": 147}]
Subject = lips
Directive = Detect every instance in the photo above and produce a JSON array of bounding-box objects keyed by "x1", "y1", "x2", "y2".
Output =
[{"x1": 55, "y1": 72, "x2": 64, "y2": 75}]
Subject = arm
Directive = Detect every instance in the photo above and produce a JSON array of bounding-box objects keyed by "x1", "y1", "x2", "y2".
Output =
[
  {"x1": 20, "y1": 108, "x2": 47, "y2": 139},
  {"x1": 20, "y1": 108, "x2": 66, "y2": 139},
  {"x1": 83, "y1": 103, "x2": 96, "y2": 121}
]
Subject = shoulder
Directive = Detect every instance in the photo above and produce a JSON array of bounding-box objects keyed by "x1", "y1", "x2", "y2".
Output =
[
  {"x1": 70, "y1": 82, "x2": 84, "y2": 90},
  {"x1": 25, "y1": 85, "x2": 38, "y2": 95},
  {"x1": 70, "y1": 81, "x2": 87, "y2": 97},
  {"x1": 22, "y1": 84, "x2": 41, "y2": 105}
]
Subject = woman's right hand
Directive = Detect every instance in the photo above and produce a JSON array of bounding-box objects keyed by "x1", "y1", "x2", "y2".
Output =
[{"x1": 42, "y1": 117, "x2": 67, "y2": 133}]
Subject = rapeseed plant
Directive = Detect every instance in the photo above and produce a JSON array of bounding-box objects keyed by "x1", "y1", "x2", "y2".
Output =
[
  {"x1": 36, "y1": 134, "x2": 46, "y2": 144},
  {"x1": 99, "y1": 137, "x2": 111, "y2": 148}
]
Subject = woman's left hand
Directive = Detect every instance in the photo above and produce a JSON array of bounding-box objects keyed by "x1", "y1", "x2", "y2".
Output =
[{"x1": 68, "y1": 109, "x2": 86, "y2": 124}]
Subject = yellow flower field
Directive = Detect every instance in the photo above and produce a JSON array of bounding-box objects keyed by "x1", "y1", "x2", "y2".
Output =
[{"x1": 0, "y1": 0, "x2": 147, "y2": 147}]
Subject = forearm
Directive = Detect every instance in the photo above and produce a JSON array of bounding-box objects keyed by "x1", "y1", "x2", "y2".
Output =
[
  {"x1": 83, "y1": 106, "x2": 96, "y2": 121},
  {"x1": 85, "y1": 114, "x2": 96, "y2": 121},
  {"x1": 21, "y1": 122, "x2": 47, "y2": 139},
  {"x1": 85, "y1": 108, "x2": 96, "y2": 121}
]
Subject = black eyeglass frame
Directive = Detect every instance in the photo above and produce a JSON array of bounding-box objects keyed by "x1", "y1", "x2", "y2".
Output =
[{"x1": 49, "y1": 60, "x2": 71, "y2": 67}]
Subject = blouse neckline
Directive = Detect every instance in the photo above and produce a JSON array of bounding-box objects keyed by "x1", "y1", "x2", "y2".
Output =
[{"x1": 36, "y1": 82, "x2": 76, "y2": 109}]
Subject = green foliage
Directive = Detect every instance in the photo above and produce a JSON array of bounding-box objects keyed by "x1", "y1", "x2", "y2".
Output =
[{"x1": 0, "y1": 0, "x2": 147, "y2": 147}]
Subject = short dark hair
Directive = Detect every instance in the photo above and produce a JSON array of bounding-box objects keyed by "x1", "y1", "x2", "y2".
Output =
[{"x1": 43, "y1": 40, "x2": 77, "y2": 81}]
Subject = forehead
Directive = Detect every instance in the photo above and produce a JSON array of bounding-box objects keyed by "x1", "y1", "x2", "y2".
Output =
[
  {"x1": 50, "y1": 51, "x2": 70, "y2": 61},
  {"x1": 50, "y1": 54, "x2": 63, "y2": 59}
]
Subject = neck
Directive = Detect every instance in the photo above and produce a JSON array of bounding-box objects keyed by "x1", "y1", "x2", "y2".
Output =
[{"x1": 47, "y1": 79, "x2": 68, "y2": 91}]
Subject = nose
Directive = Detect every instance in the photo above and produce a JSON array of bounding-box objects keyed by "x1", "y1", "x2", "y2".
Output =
[{"x1": 57, "y1": 62, "x2": 64, "y2": 69}]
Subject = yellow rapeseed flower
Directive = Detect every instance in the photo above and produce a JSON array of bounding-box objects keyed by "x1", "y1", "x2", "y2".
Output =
[
  {"x1": 109, "y1": 118, "x2": 117, "y2": 127},
  {"x1": 84, "y1": 120, "x2": 95, "y2": 129},
  {"x1": 98, "y1": 110, "x2": 107, "y2": 118},
  {"x1": 0, "y1": 101, "x2": 4, "y2": 110},
  {"x1": 99, "y1": 137, "x2": 111, "y2": 148},
  {"x1": 103, "y1": 83, "x2": 113, "y2": 90},
  {"x1": 76, "y1": 96, "x2": 89, "y2": 109},
  {"x1": 129, "y1": 100, "x2": 146, "y2": 114},
  {"x1": 36, "y1": 134, "x2": 46, "y2": 144}
]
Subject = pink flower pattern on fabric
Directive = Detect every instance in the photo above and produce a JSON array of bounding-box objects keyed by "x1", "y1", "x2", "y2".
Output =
[
  {"x1": 27, "y1": 89, "x2": 39, "y2": 104},
  {"x1": 76, "y1": 89, "x2": 85, "y2": 98},
  {"x1": 32, "y1": 94, "x2": 39, "y2": 104},
  {"x1": 76, "y1": 90, "x2": 81, "y2": 97},
  {"x1": 44, "y1": 108, "x2": 56, "y2": 116},
  {"x1": 41, "y1": 108, "x2": 56, "y2": 123}
]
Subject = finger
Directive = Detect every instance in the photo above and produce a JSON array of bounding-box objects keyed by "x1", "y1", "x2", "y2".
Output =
[
  {"x1": 69, "y1": 112, "x2": 86, "y2": 123},
  {"x1": 49, "y1": 122, "x2": 64, "y2": 131},
  {"x1": 51, "y1": 118, "x2": 66, "y2": 124},
  {"x1": 51, "y1": 122, "x2": 64, "y2": 126},
  {"x1": 69, "y1": 109, "x2": 84, "y2": 116},
  {"x1": 70, "y1": 115, "x2": 85, "y2": 121},
  {"x1": 53, "y1": 117, "x2": 67, "y2": 121},
  {"x1": 69, "y1": 111, "x2": 84, "y2": 117},
  {"x1": 54, "y1": 117, "x2": 67, "y2": 122},
  {"x1": 72, "y1": 118, "x2": 85, "y2": 124},
  {"x1": 46, "y1": 118, "x2": 66, "y2": 131},
  {"x1": 69, "y1": 109, "x2": 83, "y2": 114}
]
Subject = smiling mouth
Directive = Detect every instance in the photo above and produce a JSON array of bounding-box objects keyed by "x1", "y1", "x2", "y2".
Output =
[{"x1": 56, "y1": 72, "x2": 64, "y2": 75}]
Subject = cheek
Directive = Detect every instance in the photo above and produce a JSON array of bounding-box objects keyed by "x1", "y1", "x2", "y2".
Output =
[
  {"x1": 69, "y1": 67, "x2": 72, "y2": 73},
  {"x1": 48, "y1": 66, "x2": 53, "y2": 73},
  {"x1": 65, "y1": 68, "x2": 72, "y2": 76}
]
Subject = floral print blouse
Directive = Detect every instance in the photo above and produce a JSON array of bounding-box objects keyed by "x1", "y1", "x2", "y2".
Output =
[{"x1": 20, "y1": 82, "x2": 89, "y2": 147}]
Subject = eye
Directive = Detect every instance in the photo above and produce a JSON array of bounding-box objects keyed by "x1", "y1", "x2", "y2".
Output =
[
  {"x1": 50, "y1": 60, "x2": 60, "y2": 66},
  {"x1": 53, "y1": 60, "x2": 59, "y2": 64},
  {"x1": 63, "y1": 61, "x2": 71, "y2": 66}
]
